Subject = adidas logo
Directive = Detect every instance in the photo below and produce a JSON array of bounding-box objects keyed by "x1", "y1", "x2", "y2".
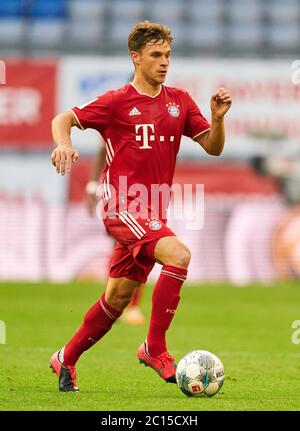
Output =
[{"x1": 129, "y1": 107, "x2": 141, "y2": 116}]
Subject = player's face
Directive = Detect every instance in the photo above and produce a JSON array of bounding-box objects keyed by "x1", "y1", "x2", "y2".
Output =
[{"x1": 136, "y1": 40, "x2": 171, "y2": 85}]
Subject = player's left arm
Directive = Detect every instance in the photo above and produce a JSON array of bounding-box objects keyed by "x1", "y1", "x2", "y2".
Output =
[{"x1": 194, "y1": 88, "x2": 232, "y2": 156}]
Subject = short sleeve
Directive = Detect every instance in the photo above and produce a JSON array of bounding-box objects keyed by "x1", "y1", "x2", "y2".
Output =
[
  {"x1": 70, "y1": 91, "x2": 113, "y2": 132},
  {"x1": 183, "y1": 92, "x2": 211, "y2": 139}
]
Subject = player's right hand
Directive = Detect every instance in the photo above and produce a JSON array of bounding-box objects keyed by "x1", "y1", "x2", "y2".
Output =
[
  {"x1": 51, "y1": 145, "x2": 80, "y2": 176},
  {"x1": 85, "y1": 181, "x2": 99, "y2": 216},
  {"x1": 85, "y1": 190, "x2": 97, "y2": 216}
]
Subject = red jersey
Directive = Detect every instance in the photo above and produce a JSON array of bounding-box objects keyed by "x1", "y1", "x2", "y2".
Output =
[{"x1": 71, "y1": 83, "x2": 210, "y2": 219}]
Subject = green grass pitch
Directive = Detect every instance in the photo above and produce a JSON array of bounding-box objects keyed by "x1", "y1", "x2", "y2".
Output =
[{"x1": 0, "y1": 280, "x2": 300, "y2": 411}]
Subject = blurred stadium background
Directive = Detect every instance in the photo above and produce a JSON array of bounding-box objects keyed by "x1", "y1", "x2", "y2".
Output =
[{"x1": 0, "y1": 0, "x2": 300, "y2": 285}]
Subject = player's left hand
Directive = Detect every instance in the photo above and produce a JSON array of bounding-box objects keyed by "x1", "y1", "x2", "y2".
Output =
[{"x1": 210, "y1": 88, "x2": 232, "y2": 119}]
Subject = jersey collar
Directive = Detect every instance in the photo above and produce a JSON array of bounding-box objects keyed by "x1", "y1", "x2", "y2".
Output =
[{"x1": 129, "y1": 82, "x2": 162, "y2": 98}]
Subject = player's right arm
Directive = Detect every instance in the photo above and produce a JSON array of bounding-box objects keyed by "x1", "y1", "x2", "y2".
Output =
[
  {"x1": 52, "y1": 91, "x2": 111, "y2": 175},
  {"x1": 51, "y1": 111, "x2": 80, "y2": 176}
]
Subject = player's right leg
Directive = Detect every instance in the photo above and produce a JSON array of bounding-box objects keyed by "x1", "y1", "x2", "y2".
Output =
[{"x1": 50, "y1": 276, "x2": 139, "y2": 392}]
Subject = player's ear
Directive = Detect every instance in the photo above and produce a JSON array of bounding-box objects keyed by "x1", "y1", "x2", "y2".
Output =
[{"x1": 130, "y1": 51, "x2": 139, "y2": 66}]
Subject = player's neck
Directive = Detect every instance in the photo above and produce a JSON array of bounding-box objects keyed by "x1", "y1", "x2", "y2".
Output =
[{"x1": 130, "y1": 78, "x2": 161, "y2": 97}]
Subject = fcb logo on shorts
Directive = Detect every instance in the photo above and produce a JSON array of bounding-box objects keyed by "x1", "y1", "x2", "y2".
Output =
[
  {"x1": 166, "y1": 102, "x2": 180, "y2": 117},
  {"x1": 149, "y1": 220, "x2": 162, "y2": 230}
]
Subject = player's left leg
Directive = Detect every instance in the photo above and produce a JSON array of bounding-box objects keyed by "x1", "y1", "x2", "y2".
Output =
[
  {"x1": 146, "y1": 235, "x2": 190, "y2": 356},
  {"x1": 137, "y1": 235, "x2": 190, "y2": 383},
  {"x1": 103, "y1": 213, "x2": 184, "y2": 383}
]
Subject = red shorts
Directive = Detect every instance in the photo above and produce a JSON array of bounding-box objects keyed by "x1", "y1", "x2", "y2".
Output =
[{"x1": 104, "y1": 211, "x2": 175, "y2": 283}]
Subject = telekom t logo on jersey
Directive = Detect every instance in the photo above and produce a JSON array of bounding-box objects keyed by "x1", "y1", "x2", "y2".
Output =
[{"x1": 135, "y1": 124, "x2": 174, "y2": 149}]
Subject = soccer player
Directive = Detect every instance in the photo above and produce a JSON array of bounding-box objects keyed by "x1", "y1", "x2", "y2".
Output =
[
  {"x1": 85, "y1": 142, "x2": 146, "y2": 325},
  {"x1": 50, "y1": 21, "x2": 232, "y2": 392}
]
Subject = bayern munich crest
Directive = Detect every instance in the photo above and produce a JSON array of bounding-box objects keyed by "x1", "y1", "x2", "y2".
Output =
[
  {"x1": 149, "y1": 220, "x2": 162, "y2": 230},
  {"x1": 166, "y1": 102, "x2": 180, "y2": 117}
]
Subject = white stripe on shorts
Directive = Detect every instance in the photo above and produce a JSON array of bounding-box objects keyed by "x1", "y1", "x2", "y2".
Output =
[
  {"x1": 117, "y1": 212, "x2": 144, "y2": 239},
  {"x1": 106, "y1": 170, "x2": 111, "y2": 199},
  {"x1": 119, "y1": 211, "x2": 146, "y2": 237},
  {"x1": 121, "y1": 211, "x2": 146, "y2": 234}
]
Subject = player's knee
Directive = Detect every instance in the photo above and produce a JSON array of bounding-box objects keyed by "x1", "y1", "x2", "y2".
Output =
[
  {"x1": 168, "y1": 244, "x2": 191, "y2": 269},
  {"x1": 107, "y1": 290, "x2": 134, "y2": 311},
  {"x1": 104, "y1": 278, "x2": 140, "y2": 312},
  {"x1": 116, "y1": 291, "x2": 133, "y2": 307}
]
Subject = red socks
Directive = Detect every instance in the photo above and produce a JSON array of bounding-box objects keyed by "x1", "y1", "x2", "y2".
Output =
[
  {"x1": 146, "y1": 265, "x2": 187, "y2": 356},
  {"x1": 61, "y1": 265, "x2": 187, "y2": 365},
  {"x1": 63, "y1": 293, "x2": 121, "y2": 366}
]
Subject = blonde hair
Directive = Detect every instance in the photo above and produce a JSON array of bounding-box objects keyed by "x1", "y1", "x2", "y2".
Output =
[{"x1": 128, "y1": 20, "x2": 173, "y2": 52}]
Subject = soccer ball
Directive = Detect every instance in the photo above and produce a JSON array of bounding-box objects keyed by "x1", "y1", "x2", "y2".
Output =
[{"x1": 176, "y1": 350, "x2": 224, "y2": 397}]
